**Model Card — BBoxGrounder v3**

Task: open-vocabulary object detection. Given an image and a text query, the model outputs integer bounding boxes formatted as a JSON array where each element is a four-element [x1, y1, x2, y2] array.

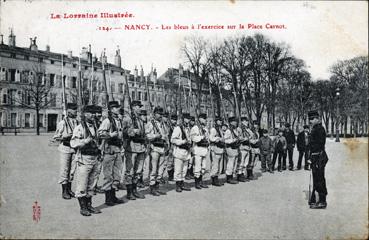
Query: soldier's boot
[[242, 173, 250, 182], [185, 169, 192, 180], [132, 183, 145, 199], [77, 197, 91, 217], [137, 176, 145, 188], [126, 184, 136, 200], [111, 188, 125, 204], [150, 185, 160, 196], [237, 174, 246, 182], [195, 177, 202, 189], [67, 182, 75, 198], [226, 175, 238, 184], [168, 169, 174, 181], [310, 194, 327, 209], [211, 176, 222, 187], [155, 182, 167, 195], [176, 181, 183, 192], [181, 181, 191, 191], [104, 190, 115, 206], [95, 186, 105, 194], [86, 196, 101, 214], [199, 175, 209, 188], [249, 169, 255, 180], [62, 184, 71, 200]]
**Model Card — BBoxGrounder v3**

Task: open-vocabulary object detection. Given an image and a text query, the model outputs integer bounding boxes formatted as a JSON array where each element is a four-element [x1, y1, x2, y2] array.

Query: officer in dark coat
[[308, 110, 328, 209]]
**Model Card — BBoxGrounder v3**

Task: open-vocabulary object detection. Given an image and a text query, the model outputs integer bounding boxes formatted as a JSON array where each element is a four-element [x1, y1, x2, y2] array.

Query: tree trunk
[[36, 108, 40, 135], [330, 116, 335, 137], [344, 116, 347, 138]]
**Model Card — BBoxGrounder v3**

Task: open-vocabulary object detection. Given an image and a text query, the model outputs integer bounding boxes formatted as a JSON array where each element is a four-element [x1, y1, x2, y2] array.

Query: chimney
[[100, 49, 107, 65], [134, 66, 138, 79], [153, 68, 157, 83], [67, 50, 73, 59], [0, 34, 3, 45], [114, 45, 121, 68], [29, 37, 38, 51], [8, 29, 16, 47], [45, 45, 50, 52], [140, 66, 144, 82], [87, 44, 92, 64], [81, 47, 89, 60]]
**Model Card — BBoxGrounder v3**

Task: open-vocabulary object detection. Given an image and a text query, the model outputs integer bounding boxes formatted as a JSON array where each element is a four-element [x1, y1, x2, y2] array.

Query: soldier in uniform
[[209, 116, 225, 186], [98, 101, 125, 206], [308, 110, 328, 209], [246, 120, 261, 180], [53, 103, 78, 200], [124, 100, 146, 200], [136, 109, 148, 188], [70, 105, 102, 216], [185, 115, 196, 180], [171, 113, 192, 192], [165, 113, 177, 182], [190, 113, 210, 189], [237, 116, 253, 182], [145, 107, 169, 196], [224, 116, 240, 184]]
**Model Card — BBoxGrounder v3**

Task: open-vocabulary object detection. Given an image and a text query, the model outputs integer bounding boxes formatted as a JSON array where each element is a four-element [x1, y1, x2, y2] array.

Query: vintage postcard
[[0, 1, 368, 239]]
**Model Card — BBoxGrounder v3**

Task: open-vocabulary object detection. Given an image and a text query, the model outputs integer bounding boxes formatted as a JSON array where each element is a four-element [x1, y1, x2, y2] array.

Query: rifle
[[208, 78, 215, 129], [188, 70, 206, 139], [125, 72, 138, 128], [231, 78, 241, 126], [217, 78, 229, 127]]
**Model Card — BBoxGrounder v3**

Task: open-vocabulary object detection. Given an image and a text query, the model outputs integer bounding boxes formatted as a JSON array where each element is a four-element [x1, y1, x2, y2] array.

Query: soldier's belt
[[107, 138, 122, 147], [80, 148, 100, 156], [226, 143, 240, 149], [241, 140, 250, 146], [152, 139, 166, 148], [177, 143, 191, 150], [62, 141, 71, 147], [250, 143, 259, 148], [131, 138, 146, 144], [211, 142, 225, 148]]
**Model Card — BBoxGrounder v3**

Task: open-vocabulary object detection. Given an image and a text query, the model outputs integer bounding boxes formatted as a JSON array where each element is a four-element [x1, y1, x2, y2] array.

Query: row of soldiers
[[53, 100, 301, 216]]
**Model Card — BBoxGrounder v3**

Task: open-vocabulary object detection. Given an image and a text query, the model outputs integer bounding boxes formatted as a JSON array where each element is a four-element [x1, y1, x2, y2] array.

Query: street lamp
[[335, 87, 340, 142]]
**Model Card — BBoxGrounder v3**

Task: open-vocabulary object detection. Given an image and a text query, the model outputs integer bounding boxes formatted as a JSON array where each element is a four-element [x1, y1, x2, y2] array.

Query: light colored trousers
[[149, 151, 166, 186], [75, 156, 99, 198], [210, 152, 223, 177], [226, 154, 239, 176], [193, 155, 206, 178], [125, 151, 145, 185], [58, 152, 76, 184], [101, 152, 123, 191], [237, 150, 249, 174], [174, 158, 189, 181]]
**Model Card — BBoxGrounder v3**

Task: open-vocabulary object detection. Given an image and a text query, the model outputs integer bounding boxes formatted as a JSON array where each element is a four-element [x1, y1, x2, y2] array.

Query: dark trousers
[[260, 153, 272, 170], [283, 147, 294, 168], [311, 155, 327, 202], [297, 149, 309, 169], [272, 151, 284, 170]]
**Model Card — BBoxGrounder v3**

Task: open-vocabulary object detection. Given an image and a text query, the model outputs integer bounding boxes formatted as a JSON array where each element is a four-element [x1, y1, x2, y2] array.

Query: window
[[132, 91, 135, 100], [9, 89, 16, 105], [38, 114, 43, 127], [84, 66, 88, 70], [73, 64, 77, 68], [25, 113, 30, 128], [38, 58, 43, 63], [144, 92, 148, 101], [10, 53, 16, 58], [111, 82, 115, 93], [9, 69, 16, 82], [2, 93, 7, 104], [118, 83, 123, 93], [71, 77, 77, 89], [50, 93, 56, 107], [11, 113, 17, 127], [138, 91, 141, 100], [50, 60, 54, 64], [24, 55, 29, 60], [50, 74, 55, 87]]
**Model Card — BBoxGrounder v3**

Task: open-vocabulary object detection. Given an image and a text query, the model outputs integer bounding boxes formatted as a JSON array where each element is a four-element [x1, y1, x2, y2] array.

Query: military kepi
[[108, 101, 120, 108], [66, 103, 77, 110], [308, 110, 319, 119], [132, 100, 143, 107], [84, 105, 95, 113]]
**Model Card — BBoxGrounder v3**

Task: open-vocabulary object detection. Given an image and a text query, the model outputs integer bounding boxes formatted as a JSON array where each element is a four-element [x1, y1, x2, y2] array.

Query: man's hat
[[170, 114, 178, 120], [228, 116, 237, 122], [108, 101, 120, 109], [215, 116, 223, 122], [154, 107, 164, 115], [94, 106, 103, 114], [66, 103, 77, 110], [278, 128, 284, 133], [303, 124, 309, 129], [199, 113, 207, 119], [263, 129, 268, 134], [285, 123, 291, 128], [253, 120, 259, 125], [83, 105, 95, 113], [139, 109, 147, 116], [163, 112, 169, 118], [241, 116, 248, 121], [190, 115, 195, 121], [183, 113, 190, 119], [132, 100, 143, 108], [308, 110, 319, 119]]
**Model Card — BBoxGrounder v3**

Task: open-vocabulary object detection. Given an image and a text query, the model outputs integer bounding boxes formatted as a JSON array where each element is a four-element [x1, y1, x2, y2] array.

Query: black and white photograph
[[0, 1, 368, 239]]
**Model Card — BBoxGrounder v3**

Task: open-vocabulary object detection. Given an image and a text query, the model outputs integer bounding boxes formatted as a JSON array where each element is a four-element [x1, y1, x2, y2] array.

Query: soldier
[[165, 113, 177, 182], [224, 116, 240, 184], [171, 113, 192, 192], [308, 110, 328, 209], [237, 116, 253, 182], [283, 123, 296, 171], [98, 101, 125, 206], [209, 116, 225, 186], [145, 107, 169, 196], [70, 105, 102, 216], [246, 120, 261, 180], [136, 109, 148, 188], [124, 100, 146, 200], [161, 112, 172, 183], [185, 115, 196, 180], [53, 103, 78, 200], [190, 113, 210, 189]]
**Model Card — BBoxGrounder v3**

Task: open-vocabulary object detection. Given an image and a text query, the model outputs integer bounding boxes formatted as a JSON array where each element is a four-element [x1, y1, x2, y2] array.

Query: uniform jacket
[[273, 135, 287, 153], [259, 136, 274, 154], [53, 117, 77, 154], [284, 129, 296, 149], [297, 131, 309, 152], [209, 126, 225, 155], [190, 124, 209, 157], [309, 123, 326, 153], [70, 121, 99, 164], [125, 113, 146, 153], [224, 126, 240, 157], [250, 129, 261, 154], [239, 125, 253, 151], [171, 125, 191, 160], [145, 118, 169, 154], [98, 116, 123, 154]]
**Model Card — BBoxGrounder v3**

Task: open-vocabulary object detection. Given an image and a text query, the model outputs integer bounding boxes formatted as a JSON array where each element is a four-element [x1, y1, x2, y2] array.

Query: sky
[[0, 1, 367, 80]]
